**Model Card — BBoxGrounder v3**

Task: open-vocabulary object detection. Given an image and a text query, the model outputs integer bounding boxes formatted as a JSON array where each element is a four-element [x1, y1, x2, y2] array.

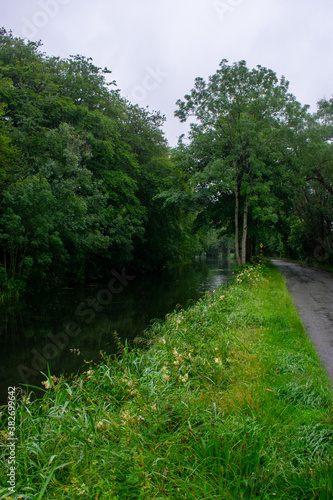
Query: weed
[[1, 261, 333, 499]]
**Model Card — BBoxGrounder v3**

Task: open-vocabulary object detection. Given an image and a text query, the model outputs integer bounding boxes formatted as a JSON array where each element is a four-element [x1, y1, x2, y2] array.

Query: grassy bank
[[1, 261, 333, 499]]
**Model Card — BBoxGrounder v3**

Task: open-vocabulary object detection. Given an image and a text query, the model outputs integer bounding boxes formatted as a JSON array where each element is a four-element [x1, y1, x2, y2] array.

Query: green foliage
[[287, 111, 333, 264], [171, 59, 333, 266], [2, 27, 331, 292], [0, 28, 199, 294], [261, 109, 333, 265], [2, 262, 333, 498], [173, 60, 310, 265]]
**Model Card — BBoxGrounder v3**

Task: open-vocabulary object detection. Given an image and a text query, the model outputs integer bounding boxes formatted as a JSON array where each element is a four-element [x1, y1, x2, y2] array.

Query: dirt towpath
[[271, 259, 333, 384]]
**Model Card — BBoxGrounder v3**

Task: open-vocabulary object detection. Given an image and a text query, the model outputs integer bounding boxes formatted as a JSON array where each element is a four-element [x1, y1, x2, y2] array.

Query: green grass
[[1, 261, 333, 499]]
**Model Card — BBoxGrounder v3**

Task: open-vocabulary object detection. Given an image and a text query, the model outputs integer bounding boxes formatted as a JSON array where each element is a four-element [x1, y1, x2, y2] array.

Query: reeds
[[1, 262, 333, 499]]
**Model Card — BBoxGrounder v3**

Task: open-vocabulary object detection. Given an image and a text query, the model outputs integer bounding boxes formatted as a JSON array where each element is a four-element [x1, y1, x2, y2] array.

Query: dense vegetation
[[0, 29, 332, 298], [1, 261, 332, 498], [167, 60, 333, 266], [1, 31, 333, 497], [0, 29, 201, 297]]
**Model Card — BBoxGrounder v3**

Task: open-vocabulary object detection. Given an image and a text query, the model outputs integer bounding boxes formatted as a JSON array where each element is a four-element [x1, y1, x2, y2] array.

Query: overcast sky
[[2, 0, 333, 146]]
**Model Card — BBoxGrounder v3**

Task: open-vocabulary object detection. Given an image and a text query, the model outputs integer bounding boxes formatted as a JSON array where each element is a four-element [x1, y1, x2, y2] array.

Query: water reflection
[[0, 257, 234, 403]]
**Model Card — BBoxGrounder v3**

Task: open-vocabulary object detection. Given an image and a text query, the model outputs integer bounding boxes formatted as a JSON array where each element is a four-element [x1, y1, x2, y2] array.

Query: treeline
[[0, 29, 201, 296], [1, 30, 332, 297]]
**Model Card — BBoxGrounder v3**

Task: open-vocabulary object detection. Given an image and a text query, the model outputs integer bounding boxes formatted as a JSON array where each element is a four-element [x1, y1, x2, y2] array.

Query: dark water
[[0, 257, 234, 404]]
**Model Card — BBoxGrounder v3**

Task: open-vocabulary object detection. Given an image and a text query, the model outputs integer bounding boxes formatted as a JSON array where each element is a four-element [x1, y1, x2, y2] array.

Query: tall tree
[[175, 60, 308, 265], [0, 29, 199, 295]]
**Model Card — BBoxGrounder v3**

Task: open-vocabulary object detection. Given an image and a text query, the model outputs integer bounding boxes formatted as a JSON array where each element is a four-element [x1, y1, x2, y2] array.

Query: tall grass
[[1, 261, 333, 499]]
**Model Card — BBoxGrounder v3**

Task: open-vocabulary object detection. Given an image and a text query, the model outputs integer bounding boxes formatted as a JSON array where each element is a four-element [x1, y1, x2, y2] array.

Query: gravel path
[[272, 259, 333, 384]]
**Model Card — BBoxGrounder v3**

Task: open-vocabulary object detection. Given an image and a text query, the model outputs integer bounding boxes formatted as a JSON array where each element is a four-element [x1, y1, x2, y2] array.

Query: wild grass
[[1, 261, 333, 499]]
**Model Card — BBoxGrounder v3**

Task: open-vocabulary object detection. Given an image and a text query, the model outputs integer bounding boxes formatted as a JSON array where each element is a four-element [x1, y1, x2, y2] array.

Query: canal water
[[0, 257, 234, 404]]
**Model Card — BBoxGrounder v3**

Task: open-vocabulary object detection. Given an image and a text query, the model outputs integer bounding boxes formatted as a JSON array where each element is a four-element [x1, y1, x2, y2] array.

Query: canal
[[0, 256, 234, 404]]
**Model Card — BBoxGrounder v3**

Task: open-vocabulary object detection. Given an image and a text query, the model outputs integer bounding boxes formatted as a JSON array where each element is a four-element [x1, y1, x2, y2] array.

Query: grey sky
[[1, 0, 333, 146]]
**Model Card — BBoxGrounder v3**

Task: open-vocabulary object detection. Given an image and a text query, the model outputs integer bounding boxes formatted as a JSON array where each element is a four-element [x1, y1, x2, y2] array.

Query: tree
[[175, 60, 308, 265], [0, 29, 199, 294], [283, 107, 333, 264]]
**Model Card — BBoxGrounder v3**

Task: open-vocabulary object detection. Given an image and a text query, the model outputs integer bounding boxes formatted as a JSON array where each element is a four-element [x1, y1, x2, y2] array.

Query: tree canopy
[[0, 31, 332, 297], [0, 29, 199, 296], [172, 60, 332, 266]]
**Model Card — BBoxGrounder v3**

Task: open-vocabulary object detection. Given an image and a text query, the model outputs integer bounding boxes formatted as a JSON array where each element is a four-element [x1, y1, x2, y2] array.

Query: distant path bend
[[271, 259, 333, 384]]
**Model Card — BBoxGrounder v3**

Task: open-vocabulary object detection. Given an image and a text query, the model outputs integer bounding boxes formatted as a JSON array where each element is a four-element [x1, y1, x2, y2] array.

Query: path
[[271, 259, 333, 383]]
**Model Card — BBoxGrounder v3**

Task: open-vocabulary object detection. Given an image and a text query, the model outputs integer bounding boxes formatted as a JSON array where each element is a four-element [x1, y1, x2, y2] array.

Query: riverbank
[[1, 261, 333, 499], [0, 258, 233, 406]]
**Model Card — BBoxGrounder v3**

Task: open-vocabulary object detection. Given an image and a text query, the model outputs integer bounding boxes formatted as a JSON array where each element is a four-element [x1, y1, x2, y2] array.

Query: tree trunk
[[235, 180, 241, 266], [241, 195, 248, 265], [314, 169, 333, 197]]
